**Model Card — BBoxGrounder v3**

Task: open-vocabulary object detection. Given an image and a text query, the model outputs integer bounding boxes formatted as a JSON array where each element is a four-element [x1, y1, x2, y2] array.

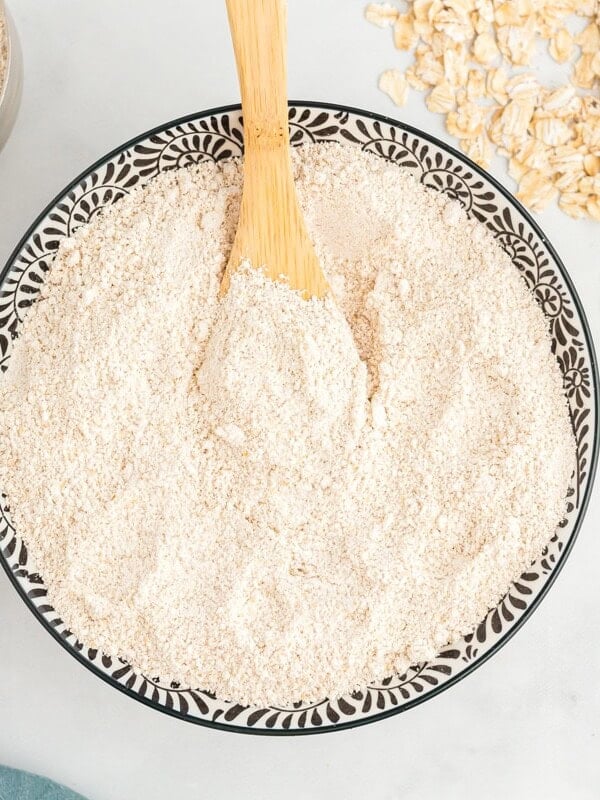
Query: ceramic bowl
[[0, 1, 22, 152], [0, 103, 597, 734]]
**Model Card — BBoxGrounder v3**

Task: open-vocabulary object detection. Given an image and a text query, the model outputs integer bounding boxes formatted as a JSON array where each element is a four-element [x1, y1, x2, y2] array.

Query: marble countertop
[[0, 1, 598, 798]]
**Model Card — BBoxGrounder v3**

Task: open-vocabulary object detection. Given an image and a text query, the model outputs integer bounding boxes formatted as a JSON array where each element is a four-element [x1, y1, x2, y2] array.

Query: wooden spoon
[[221, 0, 329, 299]]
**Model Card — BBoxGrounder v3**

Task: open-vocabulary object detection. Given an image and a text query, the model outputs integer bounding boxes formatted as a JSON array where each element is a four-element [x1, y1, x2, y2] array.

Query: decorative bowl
[[0, 103, 597, 734]]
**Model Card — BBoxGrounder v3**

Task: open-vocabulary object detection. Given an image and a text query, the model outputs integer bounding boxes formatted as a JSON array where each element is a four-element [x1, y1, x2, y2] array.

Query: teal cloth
[[0, 766, 87, 800]]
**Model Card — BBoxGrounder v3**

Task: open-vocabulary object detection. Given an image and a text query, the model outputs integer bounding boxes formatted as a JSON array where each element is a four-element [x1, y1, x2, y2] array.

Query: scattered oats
[[581, 120, 600, 151], [461, 131, 493, 168], [415, 47, 445, 85], [559, 192, 589, 218], [394, 13, 418, 49], [494, 0, 533, 27], [475, 0, 494, 24], [538, 85, 579, 118], [581, 97, 600, 118], [578, 175, 600, 195], [584, 154, 600, 176], [552, 145, 585, 173], [432, 0, 474, 43], [499, 100, 535, 140], [508, 157, 528, 182], [572, 54, 597, 89], [497, 20, 536, 66], [533, 118, 573, 147], [473, 31, 499, 63], [575, 0, 597, 17], [486, 66, 509, 104], [413, 16, 435, 43], [576, 22, 600, 54], [517, 169, 558, 211], [413, 0, 441, 28], [368, 0, 600, 219], [554, 171, 581, 193], [506, 73, 539, 105], [548, 28, 574, 63], [378, 69, 409, 106], [539, 0, 577, 33], [405, 64, 429, 90], [444, 46, 469, 85], [446, 101, 487, 138], [515, 138, 551, 171], [430, 31, 449, 58], [467, 69, 486, 100], [587, 195, 600, 220], [365, 2, 399, 28], [426, 80, 456, 113]]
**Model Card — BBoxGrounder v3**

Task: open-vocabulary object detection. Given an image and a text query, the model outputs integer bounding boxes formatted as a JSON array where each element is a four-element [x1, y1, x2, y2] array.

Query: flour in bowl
[[0, 143, 575, 706]]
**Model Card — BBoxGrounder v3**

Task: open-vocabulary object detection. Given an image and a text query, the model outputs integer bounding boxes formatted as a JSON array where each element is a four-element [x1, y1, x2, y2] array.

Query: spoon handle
[[222, 0, 329, 299], [225, 0, 290, 153]]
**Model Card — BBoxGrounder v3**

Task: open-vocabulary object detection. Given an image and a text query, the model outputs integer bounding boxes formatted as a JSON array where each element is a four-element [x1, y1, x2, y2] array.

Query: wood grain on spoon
[[221, 0, 329, 299]]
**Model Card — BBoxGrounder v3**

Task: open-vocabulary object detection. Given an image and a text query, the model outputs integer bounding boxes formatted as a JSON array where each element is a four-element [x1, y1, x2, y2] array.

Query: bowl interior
[[0, 103, 597, 734]]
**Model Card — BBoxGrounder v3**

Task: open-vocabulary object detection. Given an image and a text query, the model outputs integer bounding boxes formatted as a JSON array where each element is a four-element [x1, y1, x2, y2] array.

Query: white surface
[[0, 2, 598, 798]]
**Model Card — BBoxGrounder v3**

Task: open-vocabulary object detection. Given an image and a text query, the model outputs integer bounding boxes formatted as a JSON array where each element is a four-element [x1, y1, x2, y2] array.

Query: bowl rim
[[1, 100, 598, 735]]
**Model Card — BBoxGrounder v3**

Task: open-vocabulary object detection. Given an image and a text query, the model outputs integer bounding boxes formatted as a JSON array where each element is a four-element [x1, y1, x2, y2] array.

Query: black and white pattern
[[0, 104, 597, 734]]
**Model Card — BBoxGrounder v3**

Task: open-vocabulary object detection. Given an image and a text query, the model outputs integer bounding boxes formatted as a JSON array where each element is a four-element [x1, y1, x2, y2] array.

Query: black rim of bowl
[[1, 101, 598, 736]]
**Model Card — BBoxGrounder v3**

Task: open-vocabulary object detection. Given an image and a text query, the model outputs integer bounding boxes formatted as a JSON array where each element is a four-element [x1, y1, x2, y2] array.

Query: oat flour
[[0, 143, 575, 706]]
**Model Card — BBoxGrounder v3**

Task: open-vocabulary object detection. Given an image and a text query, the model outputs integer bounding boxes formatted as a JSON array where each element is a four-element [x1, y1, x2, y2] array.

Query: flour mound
[[0, 143, 575, 706]]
